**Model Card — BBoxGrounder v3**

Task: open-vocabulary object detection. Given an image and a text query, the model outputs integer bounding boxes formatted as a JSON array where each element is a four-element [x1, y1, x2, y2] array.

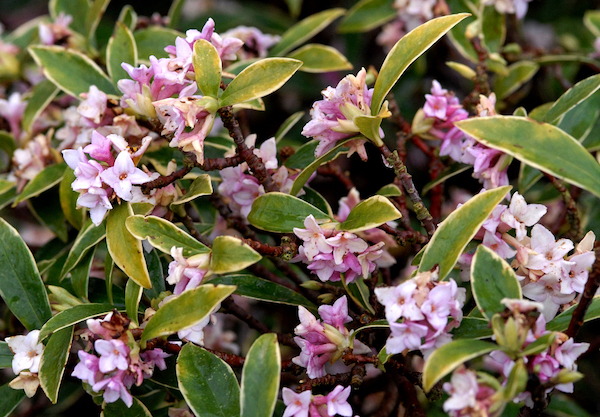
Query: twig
[[240, 237, 298, 260], [195, 154, 244, 171], [179, 213, 212, 246], [142, 165, 192, 193], [463, 37, 490, 111], [544, 174, 582, 242], [317, 163, 354, 191]]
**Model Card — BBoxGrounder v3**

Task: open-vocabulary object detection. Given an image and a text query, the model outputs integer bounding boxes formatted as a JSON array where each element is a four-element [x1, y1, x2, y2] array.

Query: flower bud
[[504, 359, 527, 400], [301, 280, 323, 290], [318, 293, 335, 304], [552, 369, 584, 385]]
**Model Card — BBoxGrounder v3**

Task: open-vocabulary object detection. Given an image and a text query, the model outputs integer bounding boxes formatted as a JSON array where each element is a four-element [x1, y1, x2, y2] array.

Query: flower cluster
[[5, 330, 44, 398], [377, 0, 438, 50], [282, 385, 354, 417], [220, 26, 280, 60], [375, 268, 466, 358], [292, 215, 386, 283], [443, 367, 499, 417], [62, 130, 157, 225], [72, 313, 170, 407], [292, 296, 370, 378]]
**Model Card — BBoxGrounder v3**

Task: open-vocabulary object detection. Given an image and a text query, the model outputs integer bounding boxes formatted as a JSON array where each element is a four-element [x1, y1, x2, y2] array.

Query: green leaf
[[70, 247, 95, 299], [481, 6, 505, 53], [354, 114, 385, 145], [342, 276, 375, 315], [61, 220, 106, 281], [171, 174, 213, 205], [300, 187, 334, 218], [105, 254, 115, 305], [126, 215, 210, 256], [107, 203, 151, 289], [422, 164, 470, 195], [210, 236, 262, 274], [0, 342, 13, 369], [270, 8, 345, 56], [168, 0, 186, 29], [446, 61, 476, 79], [248, 192, 332, 233], [14, 162, 66, 205], [493, 61, 539, 100], [422, 339, 498, 392], [177, 343, 241, 417], [0, 179, 16, 195], [376, 184, 402, 196], [219, 58, 302, 107], [275, 111, 304, 143], [339, 195, 401, 233], [546, 393, 593, 417], [518, 163, 543, 195], [521, 332, 557, 357], [38, 303, 115, 342], [141, 284, 236, 345], [29, 188, 68, 242], [49, 0, 89, 34], [28, 46, 118, 97], [371, 13, 469, 114], [134, 27, 182, 62], [285, 0, 303, 18], [208, 274, 316, 310], [455, 116, 600, 199], [546, 296, 600, 332], [241, 334, 280, 417], [284, 140, 319, 169], [39, 326, 73, 403], [418, 186, 511, 280], [287, 44, 352, 73], [558, 90, 600, 143], [85, 0, 111, 43], [59, 168, 85, 229], [22, 79, 59, 133], [118, 5, 137, 31], [103, 397, 153, 417], [125, 279, 143, 326], [451, 317, 493, 340], [0, 218, 52, 330], [471, 245, 522, 320], [0, 132, 16, 162], [143, 249, 166, 300], [584, 10, 600, 37], [193, 39, 222, 98], [0, 185, 16, 210], [107, 22, 137, 86], [0, 383, 26, 417], [544, 73, 600, 124], [338, 0, 396, 33]]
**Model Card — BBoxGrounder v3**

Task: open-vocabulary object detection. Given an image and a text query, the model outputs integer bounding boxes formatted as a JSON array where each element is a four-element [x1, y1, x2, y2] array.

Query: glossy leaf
[[287, 44, 352, 73], [141, 284, 236, 345], [371, 13, 469, 114], [193, 39, 222, 98], [451, 317, 493, 340], [0, 383, 26, 417], [284, 140, 318, 169], [177, 343, 240, 417], [456, 116, 600, 199], [29, 189, 68, 242], [103, 397, 153, 417], [107, 203, 151, 289], [422, 339, 498, 392], [300, 187, 334, 218], [85, 0, 110, 42], [143, 249, 165, 300], [342, 276, 375, 315], [107, 22, 137, 86], [544, 73, 600, 124], [220, 58, 302, 107], [0, 132, 16, 162], [339, 195, 401, 233], [241, 334, 280, 417], [481, 6, 505, 53], [134, 27, 182, 62], [61, 220, 106, 281], [210, 236, 262, 274], [494, 61, 539, 100], [354, 114, 384, 146], [0, 185, 17, 210], [125, 279, 143, 326], [584, 10, 600, 37], [168, 0, 186, 29], [422, 164, 470, 194], [418, 186, 510, 280], [0, 342, 13, 369], [59, 168, 85, 229], [14, 162, 66, 205], [171, 174, 213, 205], [39, 326, 73, 403], [209, 274, 315, 309], [22, 79, 59, 133], [28, 46, 118, 97], [275, 111, 304, 143], [39, 303, 115, 342], [49, 0, 89, 34], [547, 297, 600, 332], [248, 192, 332, 233], [338, 0, 396, 33], [0, 218, 52, 330], [376, 184, 402, 196], [118, 5, 137, 31], [547, 393, 593, 417], [126, 214, 210, 256], [446, 61, 476, 79], [70, 247, 95, 299], [471, 245, 522, 320], [270, 8, 345, 56], [558, 90, 600, 143]]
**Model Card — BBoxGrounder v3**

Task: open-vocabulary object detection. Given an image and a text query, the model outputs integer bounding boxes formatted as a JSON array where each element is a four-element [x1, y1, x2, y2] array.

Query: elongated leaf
[[0, 185, 16, 210], [39, 326, 73, 403], [241, 334, 280, 417], [171, 174, 213, 205], [103, 397, 153, 417], [29, 189, 68, 242], [451, 317, 493, 340], [547, 393, 593, 417], [0, 218, 52, 330], [338, 0, 396, 33], [546, 297, 600, 332], [270, 8, 345, 56], [456, 116, 600, 199], [85, 0, 110, 42], [61, 220, 106, 281], [376, 184, 402, 196], [0, 383, 26, 417], [210, 236, 262, 274], [70, 247, 95, 299], [418, 186, 511, 280], [371, 13, 469, 114], [300, 187, 334, 218], [107, 203, 151, 289], [22, 79, 59, 133], [134, 27, 182, 62], [28, 46, 118, 97], [275, 111, 304, 143], [481, 6, 505, 53], [494, 61, 539, 100], [107, 22, 137, 86], [141, 284, 236, 345], [143, 248, 165, 300], [59, 168, 85, 229], [39, 303, 115, 341], [177, 343, 241, 417], [209, 274, 315, 309], [125, 279, 143, 326], [422, 164, 470, 194], [354, 114, 385, 145], [343, 276, 376, 315], [559, 90, 600, 143], [584, 10, 600, 37], [220, 58, 302, 107], [287, 44, 352, 73], [14, 162, 66, 205], [248, 192, 332, 233], [168, 0, 186, 29], [118, 5, 137, 31], [471, 245, 522, 320], [49, 0, 89, 34], [446, 61, 476, 79], [545, 73, 600, 124], [339, 195, 401, 233], [0, 342, 13, 369], [422, 339, 498, 392], [126, 215, 210, 256], [193, 39, 222, 98], [284, 140, 318, 169]]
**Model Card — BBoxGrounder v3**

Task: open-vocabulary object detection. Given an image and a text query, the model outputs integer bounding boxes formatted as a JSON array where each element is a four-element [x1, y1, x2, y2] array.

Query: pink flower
[[326, 232, 368, 265], [386, 321, 428, 353], [141, 348, 171, 371], [443, 368, 479, 413], [100, 151, 153, 201], [282, 388, 312, 417], [83, 131, 114, 164], [326, 385, 353, 417], [500, 192, 547, 241], [374, 280, 424, 322], [72, 351, 101, 386], [92, 370, 133, 407], [77, 86, 108, 124], [318, 296, 352, 332], [0, 92, 26, 138], [293, 215, 333, 261], [94, 339, 130, 373], [6, 330, 43, 375], [221, 26, 280, 60]]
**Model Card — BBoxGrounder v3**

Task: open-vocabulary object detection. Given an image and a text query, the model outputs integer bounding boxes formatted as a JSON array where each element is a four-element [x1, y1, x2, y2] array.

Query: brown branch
[[240, 237, 298, 259], [142, 165, 192, 193], [298, 363, 366, 392], [196, 154, 244, 171], [378, 223, 428, 245], [317, 163, 354, 191], [179, 213, 212, 246], [247, 263, 297, 290], [544, 174, 582, 242], [463, 36, 490, 111]]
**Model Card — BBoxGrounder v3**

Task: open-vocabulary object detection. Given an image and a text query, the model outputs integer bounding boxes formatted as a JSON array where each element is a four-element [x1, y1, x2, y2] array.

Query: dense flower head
[[166, 246, 211, 295], [282, 385, 354, 417], [443, 367, 498, 417]]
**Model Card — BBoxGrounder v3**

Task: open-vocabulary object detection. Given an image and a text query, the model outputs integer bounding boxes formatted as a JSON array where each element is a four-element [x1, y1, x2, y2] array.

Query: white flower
[[6, 330, 44, 375]]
